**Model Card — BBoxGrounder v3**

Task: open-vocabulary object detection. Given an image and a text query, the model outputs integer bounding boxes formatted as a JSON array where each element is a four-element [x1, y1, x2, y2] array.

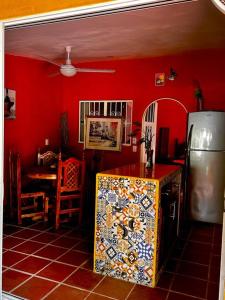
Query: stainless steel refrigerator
[[186, 111, 225, 224]]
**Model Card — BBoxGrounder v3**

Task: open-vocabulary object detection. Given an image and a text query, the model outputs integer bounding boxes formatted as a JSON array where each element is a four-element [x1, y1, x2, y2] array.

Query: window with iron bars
[[79, 100, 133, 145]]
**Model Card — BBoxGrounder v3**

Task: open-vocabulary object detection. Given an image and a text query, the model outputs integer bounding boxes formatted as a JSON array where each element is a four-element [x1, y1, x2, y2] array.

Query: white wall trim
[[3, 0, 196, 27], [143, 97, 188, 115], [0, 21, 5, 296]]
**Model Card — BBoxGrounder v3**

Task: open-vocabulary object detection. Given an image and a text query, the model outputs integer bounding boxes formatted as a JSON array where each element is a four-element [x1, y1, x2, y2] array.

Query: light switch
[[133, 145, 137, 152]]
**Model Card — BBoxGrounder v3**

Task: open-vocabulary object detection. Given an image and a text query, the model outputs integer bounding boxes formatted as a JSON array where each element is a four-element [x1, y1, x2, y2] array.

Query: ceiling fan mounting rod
[[66, 46, 72, 65]]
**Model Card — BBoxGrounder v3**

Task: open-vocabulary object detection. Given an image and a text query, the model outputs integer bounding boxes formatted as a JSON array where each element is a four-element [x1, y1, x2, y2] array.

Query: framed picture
[[155, 73, 165, 86], [84, 116, 122, 151], [4, 88, 16, 119]]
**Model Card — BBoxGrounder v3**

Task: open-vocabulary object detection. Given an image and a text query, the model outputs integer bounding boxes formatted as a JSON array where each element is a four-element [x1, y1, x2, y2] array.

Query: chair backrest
[[57, 153, 85, 194], [37, 149, 58, 166], [9, 151, 22, 212]]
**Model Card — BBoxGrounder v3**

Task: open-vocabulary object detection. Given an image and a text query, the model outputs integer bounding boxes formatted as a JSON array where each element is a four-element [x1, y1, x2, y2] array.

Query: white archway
[[141, 98, 188, 163]]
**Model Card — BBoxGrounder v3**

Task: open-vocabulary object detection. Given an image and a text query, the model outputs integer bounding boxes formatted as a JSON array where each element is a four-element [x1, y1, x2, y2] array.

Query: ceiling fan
[[211, 0, 225, 14], [53, 46, 115, 77]]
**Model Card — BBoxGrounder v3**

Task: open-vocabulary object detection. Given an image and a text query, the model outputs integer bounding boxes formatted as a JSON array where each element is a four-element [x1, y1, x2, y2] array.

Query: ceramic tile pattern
[[94, 175, 158, 287], [2, 221, 221, 300]]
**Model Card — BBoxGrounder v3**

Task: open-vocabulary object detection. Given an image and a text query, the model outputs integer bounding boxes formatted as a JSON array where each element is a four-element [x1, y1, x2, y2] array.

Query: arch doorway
[[141, 98, 188, 164]]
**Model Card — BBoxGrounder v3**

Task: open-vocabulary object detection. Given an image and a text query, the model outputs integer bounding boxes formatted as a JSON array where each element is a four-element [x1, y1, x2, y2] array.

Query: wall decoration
[[4, 88, 16, 119], [84, 116, 122, 151], [155, 73, 165, 86]]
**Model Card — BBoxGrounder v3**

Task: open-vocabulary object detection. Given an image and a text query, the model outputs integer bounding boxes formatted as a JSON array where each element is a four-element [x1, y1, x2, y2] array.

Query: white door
[[141, 101, 158, 163]]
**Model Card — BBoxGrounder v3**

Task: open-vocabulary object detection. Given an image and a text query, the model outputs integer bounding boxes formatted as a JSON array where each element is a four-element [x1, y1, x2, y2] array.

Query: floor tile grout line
[[164, 289, 170, 300], [85, 273, 106, 294], [84, 291, 118, 300], [8, 226, 49, 236], [40, 273, 108, 300], [166, 289, 206, 300], [169, 256, 211, 267], [4, 236, 54, 253], [9, 255, 85, 295], [5, 233, 82, 257], [163, 269, 214, 283], [4, 223, 91, 244], [167, 223, 216, 300], [9, 271, 38, 294], [124, 283, 136, 300], [205, 223, 216, 299], [5, 222, 77, 241], [40, 265, 80, 300], [8, 256, 64, 291], [4, 222, 220, 300], [3, 237, 82, 256], [3, 252, 31, 269], [40, 255, 99, 299], [4, 234, 91, 273], [164, 223, 194, 299]]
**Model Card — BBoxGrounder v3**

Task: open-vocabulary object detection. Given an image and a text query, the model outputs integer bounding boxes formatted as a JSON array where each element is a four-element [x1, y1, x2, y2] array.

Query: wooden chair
[[54, 153, 85, 230], [9, 151, 48, 224], [37, 149, 58, 166]]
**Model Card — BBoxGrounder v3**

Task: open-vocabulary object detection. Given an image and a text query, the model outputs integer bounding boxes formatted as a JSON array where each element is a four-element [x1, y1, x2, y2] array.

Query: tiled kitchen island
[[94, 163, 182, 287]]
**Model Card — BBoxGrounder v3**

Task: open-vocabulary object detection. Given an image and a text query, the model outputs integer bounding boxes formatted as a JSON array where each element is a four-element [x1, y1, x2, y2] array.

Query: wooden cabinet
[[94, 163, 182, 287]]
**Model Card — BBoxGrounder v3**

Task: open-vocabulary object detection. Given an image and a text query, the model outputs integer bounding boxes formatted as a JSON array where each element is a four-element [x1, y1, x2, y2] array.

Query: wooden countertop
[[98, 163, 181, 182]]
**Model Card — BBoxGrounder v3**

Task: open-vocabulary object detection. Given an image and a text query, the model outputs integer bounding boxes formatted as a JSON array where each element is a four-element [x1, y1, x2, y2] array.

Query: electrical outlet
[[132, 137, 137, 145]]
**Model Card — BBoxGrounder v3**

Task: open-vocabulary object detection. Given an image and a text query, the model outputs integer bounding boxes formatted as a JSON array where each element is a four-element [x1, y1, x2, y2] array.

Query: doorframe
[[0, 0, 204, 297], [141, 97, 188, 163], [0, 21, 4, 296]]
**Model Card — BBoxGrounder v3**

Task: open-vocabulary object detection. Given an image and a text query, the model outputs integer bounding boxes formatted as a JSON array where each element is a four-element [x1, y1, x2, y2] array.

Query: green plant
[[129, 121, 154, 153]]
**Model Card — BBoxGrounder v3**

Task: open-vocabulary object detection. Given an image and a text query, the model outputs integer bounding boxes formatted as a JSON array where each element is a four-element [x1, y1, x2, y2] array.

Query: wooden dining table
[[26, 166, 57, 180]]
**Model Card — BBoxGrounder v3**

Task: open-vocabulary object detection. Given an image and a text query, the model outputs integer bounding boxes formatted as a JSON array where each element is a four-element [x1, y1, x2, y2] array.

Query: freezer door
[[188, 111, 225, 151], [189, 150, 225, 223]]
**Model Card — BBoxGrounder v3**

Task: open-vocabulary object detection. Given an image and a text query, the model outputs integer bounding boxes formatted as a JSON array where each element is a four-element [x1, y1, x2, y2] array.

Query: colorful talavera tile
[[94, 175, 158, 287]]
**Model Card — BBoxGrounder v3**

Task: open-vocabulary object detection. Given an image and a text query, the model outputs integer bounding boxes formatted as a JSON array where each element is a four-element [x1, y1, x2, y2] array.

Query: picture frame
[[84, 116, 122, 151], [155, 73, 165, 86], [4, 88, 16, 119]]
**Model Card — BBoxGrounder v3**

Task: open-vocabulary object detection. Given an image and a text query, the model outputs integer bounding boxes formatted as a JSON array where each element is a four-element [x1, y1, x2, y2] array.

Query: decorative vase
[[146, 149, 153, 168]]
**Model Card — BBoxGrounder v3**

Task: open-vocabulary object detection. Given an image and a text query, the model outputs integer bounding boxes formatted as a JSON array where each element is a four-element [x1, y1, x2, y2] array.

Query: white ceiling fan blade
[[48, 72, 60, 78], [37, 56, 61, 67], [6, 52, 61, 67], [76, 67, 115, 73]]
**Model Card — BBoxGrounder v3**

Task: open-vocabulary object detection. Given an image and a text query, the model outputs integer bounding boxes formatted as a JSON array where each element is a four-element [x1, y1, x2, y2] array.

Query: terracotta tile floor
[[2, 221, 221, 300]]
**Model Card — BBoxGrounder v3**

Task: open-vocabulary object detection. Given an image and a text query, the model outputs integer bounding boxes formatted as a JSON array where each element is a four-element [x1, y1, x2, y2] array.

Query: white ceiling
[[4, 0, 225, 65]]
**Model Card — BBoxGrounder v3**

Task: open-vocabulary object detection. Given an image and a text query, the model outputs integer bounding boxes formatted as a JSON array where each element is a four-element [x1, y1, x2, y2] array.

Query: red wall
[[156, 100, 187, 159], [4, 48, 225, 195], [4, 55, 62, 204], [4, 55, 62, 167], [61, 48, 225, 168]]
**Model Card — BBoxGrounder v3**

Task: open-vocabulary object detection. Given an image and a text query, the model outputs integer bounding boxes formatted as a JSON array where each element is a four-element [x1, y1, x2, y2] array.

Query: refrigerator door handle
[[187, 124, 194, 152], [183, 124, 194, 220]]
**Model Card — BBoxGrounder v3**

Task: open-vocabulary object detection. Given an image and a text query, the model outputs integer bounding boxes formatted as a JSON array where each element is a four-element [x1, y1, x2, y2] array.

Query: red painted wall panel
[[61, 49, 225, 167], [4, 55, 62, 205], [4, 49, 225, 196]]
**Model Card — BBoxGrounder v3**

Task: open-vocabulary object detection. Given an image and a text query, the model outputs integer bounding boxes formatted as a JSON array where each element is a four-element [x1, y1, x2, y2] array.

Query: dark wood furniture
[[37, 149, 58, 166], [157, 127, 169, 162], [9, 151, 49, 224], [26, 166, 57, 180], [54, 154, 86, 230]]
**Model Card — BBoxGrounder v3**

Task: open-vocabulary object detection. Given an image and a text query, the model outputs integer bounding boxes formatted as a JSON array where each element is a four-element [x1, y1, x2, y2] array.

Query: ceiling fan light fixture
[[60, 64, 77, 77], [212, 0, 225, 14]]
